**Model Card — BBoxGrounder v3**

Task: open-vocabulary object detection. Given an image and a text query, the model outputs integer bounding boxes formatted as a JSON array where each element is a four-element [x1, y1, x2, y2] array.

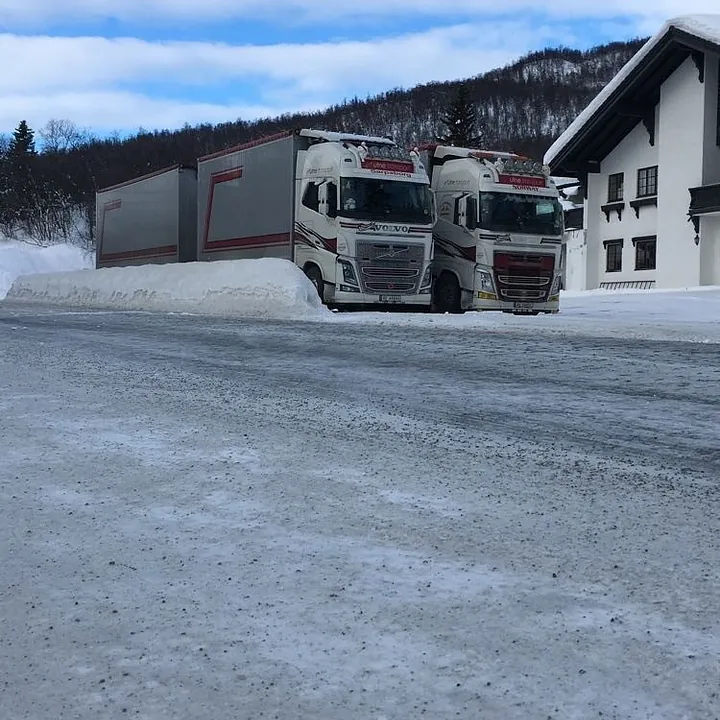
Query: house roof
[[545, 15, 720, 176]]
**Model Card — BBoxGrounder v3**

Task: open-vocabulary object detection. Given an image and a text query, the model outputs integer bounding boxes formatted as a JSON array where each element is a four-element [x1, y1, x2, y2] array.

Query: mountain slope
[[0, 37, 648, 244]]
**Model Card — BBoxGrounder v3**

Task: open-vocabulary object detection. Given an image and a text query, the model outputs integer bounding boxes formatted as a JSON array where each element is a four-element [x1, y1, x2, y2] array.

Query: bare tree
[[39, 119, 93, 153]]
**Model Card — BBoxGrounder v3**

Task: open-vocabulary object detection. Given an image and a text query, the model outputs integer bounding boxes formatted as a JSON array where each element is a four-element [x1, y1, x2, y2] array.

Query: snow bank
[[4, 257, 331, 320], [335, 286, 720, 344], [0, 241, 93, 300]]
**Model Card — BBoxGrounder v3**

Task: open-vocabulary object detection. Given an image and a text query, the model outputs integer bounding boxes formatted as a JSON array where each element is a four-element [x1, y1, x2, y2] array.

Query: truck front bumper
[[333, 287, 432, 308], [472, 291, 560, 313]]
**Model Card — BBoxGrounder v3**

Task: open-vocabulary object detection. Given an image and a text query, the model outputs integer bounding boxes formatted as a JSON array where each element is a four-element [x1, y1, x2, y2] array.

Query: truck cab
[[420, 145, 565, 314], [294, 130, 435, 309]]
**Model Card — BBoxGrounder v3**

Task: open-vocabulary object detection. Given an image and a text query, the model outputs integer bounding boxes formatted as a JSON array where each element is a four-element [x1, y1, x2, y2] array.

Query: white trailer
[[419, 145, 565, 314], [196, 129, 435, 308], [96, 165, 197, 267]]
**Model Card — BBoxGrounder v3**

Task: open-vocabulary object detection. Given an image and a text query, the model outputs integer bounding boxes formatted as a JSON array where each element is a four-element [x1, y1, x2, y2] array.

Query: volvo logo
[[376, 247, 408, 260], [358, 222, 411, 233]]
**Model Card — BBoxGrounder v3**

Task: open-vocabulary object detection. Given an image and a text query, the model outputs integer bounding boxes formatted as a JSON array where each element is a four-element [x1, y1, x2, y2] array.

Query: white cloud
[[0, 26, 537, 94], [0, 22, 571, 133], [0, 91, 319, 136], [2, 1, 714, 135], [0, 0, 718, 27]]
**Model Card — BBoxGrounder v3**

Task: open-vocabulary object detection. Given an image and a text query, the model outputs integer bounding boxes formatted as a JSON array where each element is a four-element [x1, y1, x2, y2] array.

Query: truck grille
[[357, 242, 424, 294], [494, 252, 555, 303]]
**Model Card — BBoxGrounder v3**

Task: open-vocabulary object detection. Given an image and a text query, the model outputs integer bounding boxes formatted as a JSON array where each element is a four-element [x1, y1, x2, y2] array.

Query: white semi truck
[[96, 129, 435, 309], [419, 144, 565, 314]]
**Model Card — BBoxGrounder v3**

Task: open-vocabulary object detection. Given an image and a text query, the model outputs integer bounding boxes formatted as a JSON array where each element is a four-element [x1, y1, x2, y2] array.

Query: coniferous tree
[[1, 122, 37, 232], [9, 120, 37, 160], [436, 84, 483, 148]]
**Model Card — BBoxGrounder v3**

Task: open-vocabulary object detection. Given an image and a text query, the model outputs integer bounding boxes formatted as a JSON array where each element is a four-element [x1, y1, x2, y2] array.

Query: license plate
[[379, 295, 403, 303], [513, 302, 534, 310]]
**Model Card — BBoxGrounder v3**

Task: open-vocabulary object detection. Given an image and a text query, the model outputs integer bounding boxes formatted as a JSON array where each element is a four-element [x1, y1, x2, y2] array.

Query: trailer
[[96, 165, 197, 268], [95, 129, 436, 309], [419, 145, 565, 314]]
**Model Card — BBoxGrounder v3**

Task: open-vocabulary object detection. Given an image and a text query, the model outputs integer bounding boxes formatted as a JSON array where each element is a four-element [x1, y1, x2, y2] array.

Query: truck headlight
[[477, 269, 494, 292], [550, 274, 562, 295], [420, 266, 432, 289], [339, 259, 358, 286]]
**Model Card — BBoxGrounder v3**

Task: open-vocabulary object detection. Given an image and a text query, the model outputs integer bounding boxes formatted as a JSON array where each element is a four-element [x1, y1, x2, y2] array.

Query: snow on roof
[[300, 129, 395, 146], [544, 14, 720, 167]]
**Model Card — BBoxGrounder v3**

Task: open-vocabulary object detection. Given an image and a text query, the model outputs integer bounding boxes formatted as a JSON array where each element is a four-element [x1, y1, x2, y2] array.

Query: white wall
[[577, 109, 659, 289], [699, 51, 720, 286], [702, 50, 720, 186], [700, 216, 720, 285], [562, 229, 586, 291], [584, 174, 602, 289], [598, 113, 659, 287], [656, 57, 705, 287]]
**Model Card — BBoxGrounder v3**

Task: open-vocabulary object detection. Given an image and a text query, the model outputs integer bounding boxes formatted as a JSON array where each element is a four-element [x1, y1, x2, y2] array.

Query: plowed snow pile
[[0, 241, 93, 299], [5, 258, 330, 320]]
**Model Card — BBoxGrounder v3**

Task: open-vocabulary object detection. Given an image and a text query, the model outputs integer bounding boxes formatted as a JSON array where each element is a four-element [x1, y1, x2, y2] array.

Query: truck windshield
[[340, 178, 433, 224], [479, 192, 564, 235]]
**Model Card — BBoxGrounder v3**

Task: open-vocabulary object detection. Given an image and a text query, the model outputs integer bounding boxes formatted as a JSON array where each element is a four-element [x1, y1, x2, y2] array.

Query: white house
[[545, 15, 720, 291]]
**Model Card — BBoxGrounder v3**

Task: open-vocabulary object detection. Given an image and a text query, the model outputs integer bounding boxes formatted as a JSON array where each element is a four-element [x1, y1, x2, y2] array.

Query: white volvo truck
[[96, 129, 435, 309], [419, 145, 565, 314]]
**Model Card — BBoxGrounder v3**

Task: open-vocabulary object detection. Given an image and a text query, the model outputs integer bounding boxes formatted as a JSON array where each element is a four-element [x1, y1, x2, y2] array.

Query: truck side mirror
[[319, 181, 338, 219], [454, 197, 464, 226], [466, 196, 478, 231], [326, 181, 337, 218], [454, 194, 477, 230]]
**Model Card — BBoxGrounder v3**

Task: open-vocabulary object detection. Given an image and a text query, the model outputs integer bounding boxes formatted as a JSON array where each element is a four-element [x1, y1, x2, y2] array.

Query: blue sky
[[0, 1, 712, 137]]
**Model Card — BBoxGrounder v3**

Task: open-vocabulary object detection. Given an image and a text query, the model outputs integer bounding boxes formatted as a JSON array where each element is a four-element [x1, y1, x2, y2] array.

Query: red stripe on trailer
[[202, 233, 291, 252], [210, 167, 244, 184], [100, 244, 178, 263], [202, 166, 244, 251], [197, 130, 294, 162], [97, 197, 124, 261]]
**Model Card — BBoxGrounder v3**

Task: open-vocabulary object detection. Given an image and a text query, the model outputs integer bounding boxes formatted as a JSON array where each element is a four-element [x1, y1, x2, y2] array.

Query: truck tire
[[305, 265, 325, 303], [434, 273, 462, 314]]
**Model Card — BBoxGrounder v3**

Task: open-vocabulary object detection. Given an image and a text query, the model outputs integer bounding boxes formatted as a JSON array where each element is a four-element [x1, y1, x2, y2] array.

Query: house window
[[633, 236, 657, 271], [608, 173, 624, 202], [637, 166, 658, 197], [604, 239, 623, 272]]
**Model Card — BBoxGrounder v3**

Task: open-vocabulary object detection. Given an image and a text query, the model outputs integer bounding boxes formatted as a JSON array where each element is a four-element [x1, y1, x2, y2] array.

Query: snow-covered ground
[[1, 302, 719, 719], [341, 286, 720, 343], [4, 248, 719, 342], [0, 240, 93, 299]]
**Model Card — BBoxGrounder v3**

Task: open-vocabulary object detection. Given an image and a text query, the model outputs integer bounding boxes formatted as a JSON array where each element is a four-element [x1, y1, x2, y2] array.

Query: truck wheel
[[434, 274, 462, 314], [305, 265, 324, 302]]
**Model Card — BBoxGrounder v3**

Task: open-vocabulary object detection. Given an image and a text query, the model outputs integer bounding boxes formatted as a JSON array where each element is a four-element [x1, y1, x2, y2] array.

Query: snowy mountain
[[0, 37, 646, 245], [73, 37, 647, 187]]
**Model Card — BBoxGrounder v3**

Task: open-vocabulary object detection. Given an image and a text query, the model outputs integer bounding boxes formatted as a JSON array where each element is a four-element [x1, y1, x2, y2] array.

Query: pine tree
[[436, 84, 483, 148], [4, 120, 39, 237], [9, 120, 37, 160]]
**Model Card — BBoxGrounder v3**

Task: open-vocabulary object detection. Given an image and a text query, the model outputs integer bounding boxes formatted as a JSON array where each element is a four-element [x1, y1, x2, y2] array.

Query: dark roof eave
[[549, 26, 720, 176]]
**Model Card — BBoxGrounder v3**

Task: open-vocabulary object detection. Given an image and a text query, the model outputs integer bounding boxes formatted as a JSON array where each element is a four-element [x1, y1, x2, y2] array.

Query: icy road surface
[[1, 304, 719, 720]]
